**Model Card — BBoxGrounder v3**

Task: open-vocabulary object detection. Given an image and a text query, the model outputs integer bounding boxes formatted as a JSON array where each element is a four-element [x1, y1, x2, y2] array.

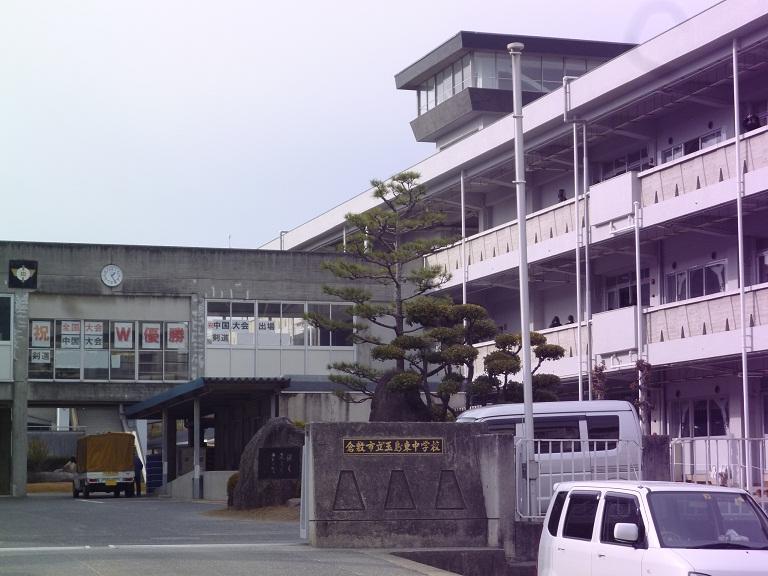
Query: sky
[[0, 0, 722, 250]]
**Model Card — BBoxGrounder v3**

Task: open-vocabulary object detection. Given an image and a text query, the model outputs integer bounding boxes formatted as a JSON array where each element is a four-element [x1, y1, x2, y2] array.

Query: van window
[[587, 415, 620, 450], [600, 493, 644, 545], [534, 417, 581, 453], [547, 491, 568, 535], [563, 491, 600, 540], [486, 417, 521, 433]]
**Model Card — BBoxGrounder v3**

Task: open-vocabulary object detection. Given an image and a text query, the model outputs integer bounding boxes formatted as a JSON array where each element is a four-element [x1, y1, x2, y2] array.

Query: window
[[600, 493, 644, 545], [474, 52, 497, 89], [110, 321, 136, 380], [662, 129, 723, 164], [548, 491, 568, 536], [521, 54, 543, 92], [0, 296, 10, 342], [29, 319, 54, 379], [534, 417, 581, 453], [138, 321, 163, 380], [595, 147, 651, 183], [55, 320, 81, 380], [206, 301, 230, 346], [587, 415, 620, 451], [230, 302, 255, 347], [307, 303, 331, 346], [665, 261, 726, 303], [541, 55, 564, 92], [678, 398, 728, 437], [758, 250, 768, 284], [605, 269, 650, 311], [280, 303, 306, 346], [257, 302, 281, 346], [332, 304, 354, 346], [164, 322, 189, 381], [83, 320, 109, 380], [563, 491, 600, 540], [496, 52, 512, 91]]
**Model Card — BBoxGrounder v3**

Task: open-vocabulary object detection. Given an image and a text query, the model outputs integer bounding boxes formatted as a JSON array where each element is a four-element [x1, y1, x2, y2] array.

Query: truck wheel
[[72, 482, 79, 498], [83, 486, 90, 499], [126, 485, 135, 498], [113, 488, 121, 497]]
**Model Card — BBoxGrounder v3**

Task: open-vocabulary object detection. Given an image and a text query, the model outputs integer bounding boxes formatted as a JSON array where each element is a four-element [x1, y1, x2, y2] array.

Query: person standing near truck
[[133, 453, 144, 497]]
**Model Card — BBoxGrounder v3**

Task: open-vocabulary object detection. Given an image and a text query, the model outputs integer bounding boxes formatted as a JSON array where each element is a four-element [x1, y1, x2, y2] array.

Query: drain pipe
[[733, 39, 751, 492], [461, 170, 468, 306], [634, 202, 647, 435]]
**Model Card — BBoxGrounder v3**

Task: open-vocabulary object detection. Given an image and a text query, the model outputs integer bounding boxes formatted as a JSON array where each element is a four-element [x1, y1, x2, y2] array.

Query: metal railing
[[670, 437, 768, 493], [515, 437, 641, 518]]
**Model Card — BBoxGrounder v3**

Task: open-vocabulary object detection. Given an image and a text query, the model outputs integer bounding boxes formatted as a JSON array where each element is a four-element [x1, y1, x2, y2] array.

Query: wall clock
[[100, 264, 124, 287]]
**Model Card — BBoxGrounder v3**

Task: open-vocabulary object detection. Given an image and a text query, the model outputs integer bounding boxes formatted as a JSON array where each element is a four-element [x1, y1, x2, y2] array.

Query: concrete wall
[[306, 421, 509, 549]]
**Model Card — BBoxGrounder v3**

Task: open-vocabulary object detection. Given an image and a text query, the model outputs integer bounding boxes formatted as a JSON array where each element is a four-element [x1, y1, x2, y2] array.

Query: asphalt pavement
[[0, 493, 457, 576]]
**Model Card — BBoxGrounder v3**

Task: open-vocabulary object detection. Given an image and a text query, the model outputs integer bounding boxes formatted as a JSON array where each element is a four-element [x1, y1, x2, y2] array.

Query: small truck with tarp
[[72, 432, 136, 498]]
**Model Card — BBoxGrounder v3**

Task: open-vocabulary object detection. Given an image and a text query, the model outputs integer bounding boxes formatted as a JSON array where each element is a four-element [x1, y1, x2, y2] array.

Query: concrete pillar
[[11, 293, 29, 497], [193, 399, 200, 499]]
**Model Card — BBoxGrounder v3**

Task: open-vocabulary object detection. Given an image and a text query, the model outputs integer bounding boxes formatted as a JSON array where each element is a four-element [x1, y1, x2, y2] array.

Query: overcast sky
[[1, 0, 721, 249]]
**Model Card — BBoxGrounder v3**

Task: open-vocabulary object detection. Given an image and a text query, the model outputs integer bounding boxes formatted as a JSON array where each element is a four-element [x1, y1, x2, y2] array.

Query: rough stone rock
[[232, 417, 304, 510]]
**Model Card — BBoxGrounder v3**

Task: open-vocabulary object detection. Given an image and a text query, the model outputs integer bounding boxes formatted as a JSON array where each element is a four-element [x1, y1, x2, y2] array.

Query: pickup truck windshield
[[648, 491, 768, 549]]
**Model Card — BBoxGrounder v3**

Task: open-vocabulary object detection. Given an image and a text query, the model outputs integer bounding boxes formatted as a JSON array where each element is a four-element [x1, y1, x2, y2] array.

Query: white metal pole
[[510, 43, 539, 513], [732, 39, 751, 492], [634, 201, 647, 435], [509, 41, 534, 457], [461, 170, 468, 306], [583, 123, 593, 401], [573, 123, 583, 402]]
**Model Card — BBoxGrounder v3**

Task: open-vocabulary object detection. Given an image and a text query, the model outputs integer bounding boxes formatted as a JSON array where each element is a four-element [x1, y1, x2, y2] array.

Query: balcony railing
[[645, 283, 768, 344], [640, 126, 768, 207], [425, 200, 576, 274]]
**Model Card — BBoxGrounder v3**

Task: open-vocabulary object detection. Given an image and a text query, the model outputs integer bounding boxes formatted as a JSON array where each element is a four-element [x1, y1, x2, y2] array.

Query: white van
[[456, 400, 643, 514], [539, 480, 768, 576]]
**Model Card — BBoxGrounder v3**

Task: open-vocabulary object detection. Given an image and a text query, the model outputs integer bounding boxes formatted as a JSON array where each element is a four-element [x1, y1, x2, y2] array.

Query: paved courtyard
[[0, 493, 454, 576]]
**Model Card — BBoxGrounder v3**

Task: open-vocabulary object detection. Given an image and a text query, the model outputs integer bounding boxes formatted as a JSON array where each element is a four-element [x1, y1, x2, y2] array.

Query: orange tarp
[[76, 432, 134, 473]]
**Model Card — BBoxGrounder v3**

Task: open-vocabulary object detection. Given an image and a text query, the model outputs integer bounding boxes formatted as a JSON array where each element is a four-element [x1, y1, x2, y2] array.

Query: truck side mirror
[[614, 522, 639, 543]]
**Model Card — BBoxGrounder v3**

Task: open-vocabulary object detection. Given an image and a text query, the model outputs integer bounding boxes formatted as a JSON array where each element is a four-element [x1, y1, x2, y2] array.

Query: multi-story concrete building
[[264, 2, 768, 492]]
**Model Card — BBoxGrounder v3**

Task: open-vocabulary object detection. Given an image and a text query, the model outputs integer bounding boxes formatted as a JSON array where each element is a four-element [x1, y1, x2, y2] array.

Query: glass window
[[542, 55, 564, 91], [693, 399, 708, 437], [453, 60, 464, 93], [55, 320, 81, 380], [758, 252, 768, 284], [601, 494, 644, 545], [474, 52, 497, 89], [662, 145, 683, 164], [520, 53, 544, 92], [700, 129, 723, 149], [665, 273, 676, 303], [29, 319, 54, 379], [83, 320, 109, 380], [332, 304, 354, 346], [206, 301, 230, 346], [534, 417, 581, 453], [307, 303, 331, 347], [605, 269, 650, 310], [496, 52, 512, 91], [563, 491, 600, 540], [704, 262, 725, 295], [586, 58, 604, 71], [461, 55, 471, 90], [165, 322, 189, 381], [426, 77, 435, 110], [0, 296, 10, 341], [281, 303, 306, 347], [587, 415, 619, 451], [139, 321, 163, 380], [689, 267, 704, 299], [231, 302, 255, 347], [547, 491, 568, 536], [257, 302, 281, 347], [110, 321, 136, 380], [564, 57, 587, 77], [709, 399, 728, 436], [676, 272, 687, 302]]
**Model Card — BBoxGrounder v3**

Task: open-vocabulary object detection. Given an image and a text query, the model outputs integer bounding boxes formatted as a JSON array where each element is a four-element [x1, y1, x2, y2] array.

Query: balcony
[[425, 200, 576, 286], [646, 283, 768, 366], [640, 126, 768, 210]]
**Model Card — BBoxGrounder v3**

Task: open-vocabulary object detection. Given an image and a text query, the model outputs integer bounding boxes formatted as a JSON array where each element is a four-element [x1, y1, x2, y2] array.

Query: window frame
[[562, 490, 601, 541]]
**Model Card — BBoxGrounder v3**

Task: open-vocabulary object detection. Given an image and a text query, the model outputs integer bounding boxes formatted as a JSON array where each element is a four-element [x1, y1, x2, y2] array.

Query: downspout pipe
[[634, 201, 647, 435], [733, 39, 751, 492]]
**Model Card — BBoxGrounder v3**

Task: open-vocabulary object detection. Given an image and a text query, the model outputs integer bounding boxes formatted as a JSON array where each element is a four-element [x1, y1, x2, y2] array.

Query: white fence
[[515, 437, 641, 518], [670, 437, 768, 492]]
